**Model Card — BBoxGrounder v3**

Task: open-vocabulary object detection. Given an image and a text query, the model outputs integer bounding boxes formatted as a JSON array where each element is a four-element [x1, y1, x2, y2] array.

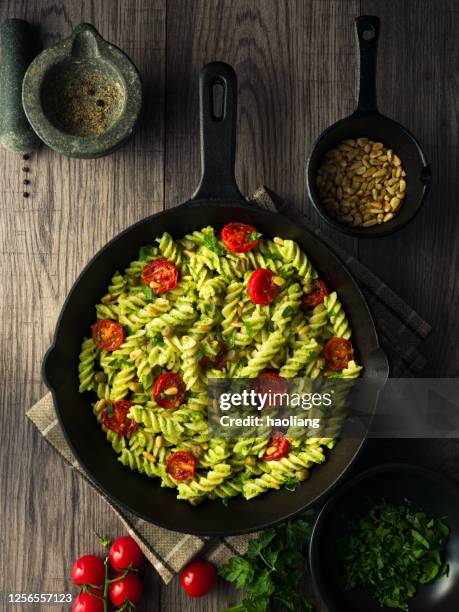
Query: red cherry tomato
[[72, 588, 104, 612], [254, 372, 288, 405], [109, 536, 144, 572], [324, 337, 354, 371], [108, 572, 143, 608], [167, 451, 196, 481], [101, 400, 137, 436], [153, 372, 186, 409], [141, 258, 178, 293], [92, 319, 125, 352], [71, 555, 105, 587], [302, 279, 329, 308], [221, 222, 261, 253], [247, 269, 280, 305], [199, 341, 228, 371], [181, 560, 217, 597], [263, 433, 290, 461]]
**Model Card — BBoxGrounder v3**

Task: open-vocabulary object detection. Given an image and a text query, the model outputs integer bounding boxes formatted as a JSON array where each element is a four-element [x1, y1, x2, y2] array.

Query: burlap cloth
[[27, 186, 431, 582]]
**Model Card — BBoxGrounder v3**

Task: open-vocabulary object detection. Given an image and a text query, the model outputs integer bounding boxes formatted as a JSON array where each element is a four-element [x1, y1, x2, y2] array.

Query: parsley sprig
[[219, 514, 314, 611]]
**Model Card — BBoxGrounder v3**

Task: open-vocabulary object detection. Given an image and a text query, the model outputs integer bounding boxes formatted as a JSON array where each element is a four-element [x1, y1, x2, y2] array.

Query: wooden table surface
[[0, 1, 458, 610]]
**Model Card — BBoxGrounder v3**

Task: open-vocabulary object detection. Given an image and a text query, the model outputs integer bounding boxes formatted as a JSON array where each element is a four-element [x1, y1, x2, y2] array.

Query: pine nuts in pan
[[316, 138, 407, 228]]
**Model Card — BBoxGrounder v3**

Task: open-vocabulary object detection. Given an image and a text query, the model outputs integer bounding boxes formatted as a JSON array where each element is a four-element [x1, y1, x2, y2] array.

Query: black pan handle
[[354, 15, 380, 115], [190, 61, 245, 203]]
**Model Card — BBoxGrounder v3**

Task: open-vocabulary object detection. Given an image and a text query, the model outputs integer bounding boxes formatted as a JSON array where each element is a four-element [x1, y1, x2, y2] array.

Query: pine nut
[[316, 138, 406, 228], [129, 349, 143, 361]]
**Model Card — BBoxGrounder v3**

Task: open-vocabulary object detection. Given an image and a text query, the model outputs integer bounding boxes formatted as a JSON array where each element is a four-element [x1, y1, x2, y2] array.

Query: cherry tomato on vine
[[72, 587, 104, 612], [141, 258, 178, 293], [263, 433, 290, 461], [109, 536, 144, 572], [302, 279, 329, 308], [181, 560, 217, 597], [221, 222, 261, 253], [108, 572, 143, 608], [71, 555, 105, 587], [153, 372, 186, 409], [91, 319, 125, 351], [101, 400, 138, 436], [324, 337, 354, 371], [166, 451, 196, 481], [247, 269, 281, 305]]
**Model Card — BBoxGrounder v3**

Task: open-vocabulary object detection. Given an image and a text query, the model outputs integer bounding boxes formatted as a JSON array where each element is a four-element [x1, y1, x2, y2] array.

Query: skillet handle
[[354, 15, 380, 115], [190, 61, 245, 203]]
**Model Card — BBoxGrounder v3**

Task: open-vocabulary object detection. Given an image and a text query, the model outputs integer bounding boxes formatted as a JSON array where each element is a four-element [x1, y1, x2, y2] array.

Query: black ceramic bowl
[[309, 464, 459, 612]]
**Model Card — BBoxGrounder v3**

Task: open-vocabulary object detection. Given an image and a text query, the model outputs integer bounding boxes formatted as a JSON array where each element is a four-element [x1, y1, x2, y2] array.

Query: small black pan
[[306, 16, 432, 238], [43, 62, 388, 535]]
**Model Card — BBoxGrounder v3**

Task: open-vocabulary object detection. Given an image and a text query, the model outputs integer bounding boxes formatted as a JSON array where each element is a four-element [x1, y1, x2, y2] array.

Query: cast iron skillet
[[43, 61, 388, 535], [306, 16, 432, 238]]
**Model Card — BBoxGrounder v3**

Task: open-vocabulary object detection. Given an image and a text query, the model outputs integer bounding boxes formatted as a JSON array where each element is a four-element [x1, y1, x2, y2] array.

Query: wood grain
[[0, 1, 165, 610], [0, 1, 457, 611]]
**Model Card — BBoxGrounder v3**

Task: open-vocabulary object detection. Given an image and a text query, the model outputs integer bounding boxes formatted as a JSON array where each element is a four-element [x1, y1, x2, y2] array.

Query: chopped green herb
[[282, 305, 295, 319], [105, 403, 114, 418], [203, 234, 224, 254], [243, 320, 254, 337], [108, 359, 132, 368], [338, 501, 449, 611], [247, 231, 263, 241], [150, 334, 163, 346], [284, 477, 301, 491], [196, 350, 205, 361], [220, 514, 314, 612], [138, 245, 154, 261], [142, 285, 154, 300]]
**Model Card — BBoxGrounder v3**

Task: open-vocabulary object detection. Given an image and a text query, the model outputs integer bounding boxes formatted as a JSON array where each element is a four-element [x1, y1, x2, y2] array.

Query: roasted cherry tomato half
[[324, 337, 354, 371], [72, 587, 104, 612], [71, 555, 105, 587], [263, 433, 290, 461], [221, 222, 261, 253], [92, 319, 125, 352], [254, 372, 288, 405], [181, 560, 217, 598], [302, 279, 329, 309], [108, 572, 143, 608], [141, 258, 178, 293], [153, 372, 186, 409], [109, 535, 144, 572], [247, 268, 281, 305], [199, 341, 228, 371], [101, 400, 137, 436], [167, 451, 196, 481]]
